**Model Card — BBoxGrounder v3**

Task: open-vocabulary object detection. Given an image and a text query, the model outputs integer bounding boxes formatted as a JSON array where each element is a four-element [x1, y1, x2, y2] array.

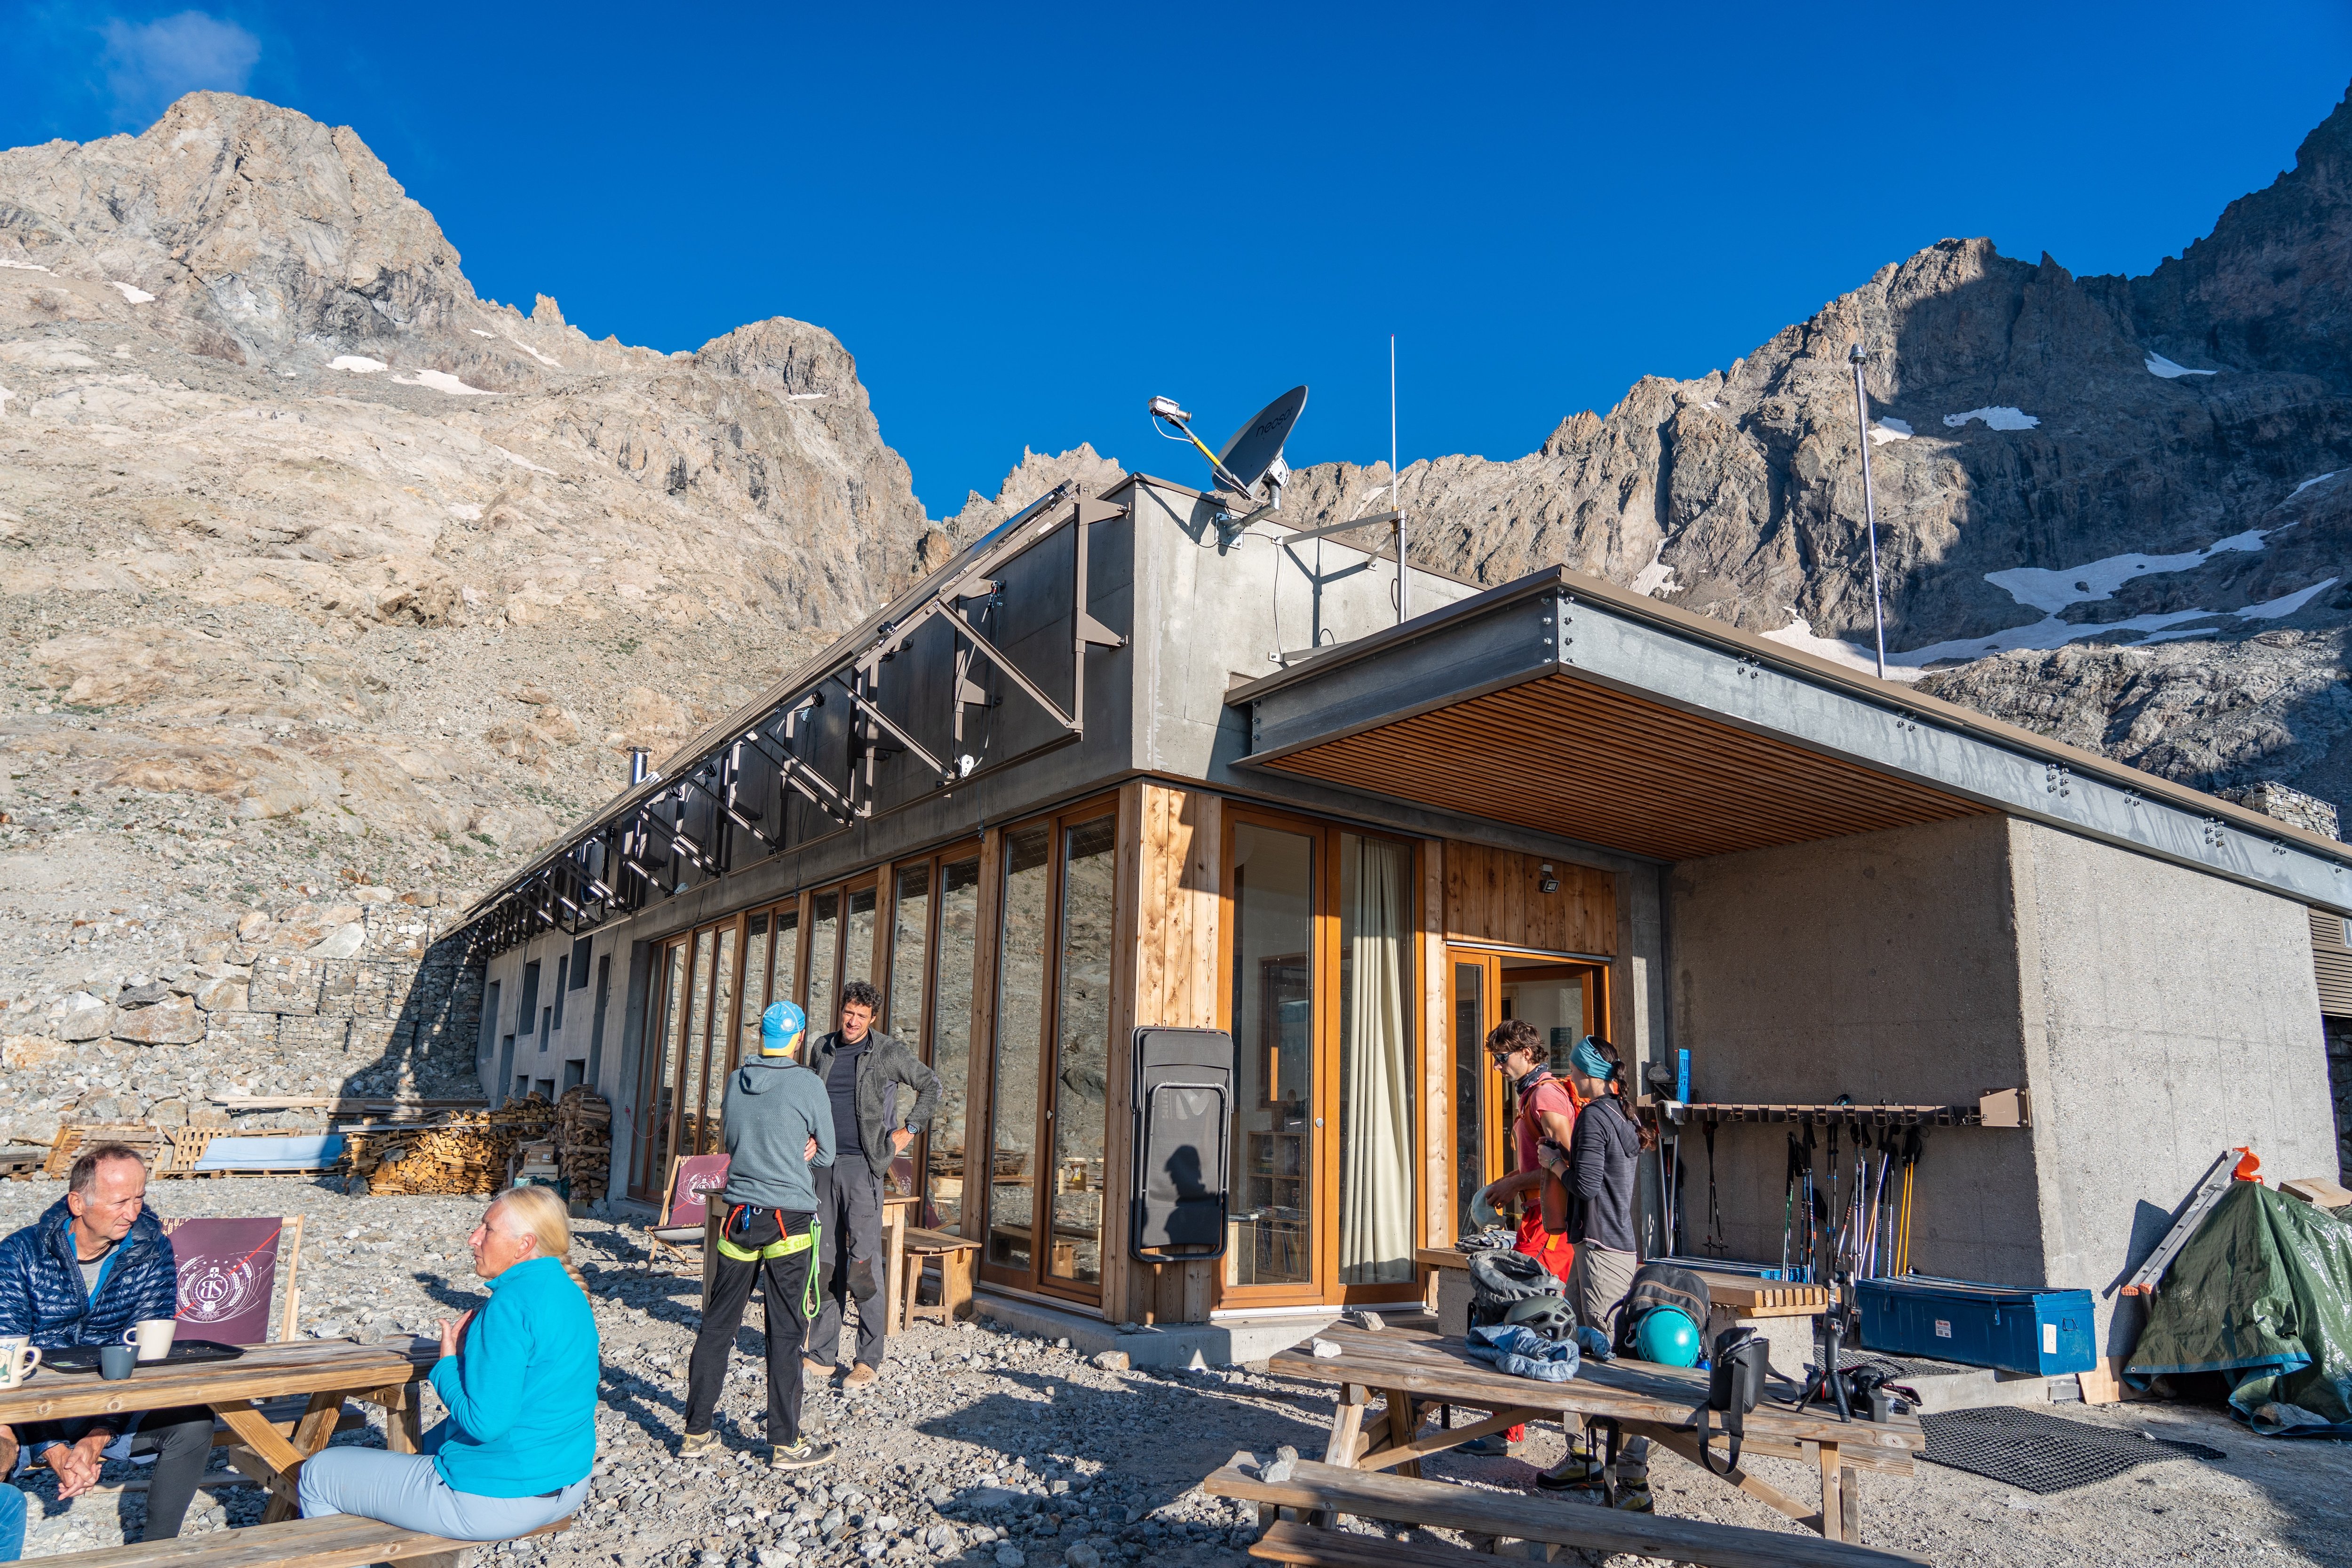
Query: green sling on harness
[[715, 1210, 824, 1317]]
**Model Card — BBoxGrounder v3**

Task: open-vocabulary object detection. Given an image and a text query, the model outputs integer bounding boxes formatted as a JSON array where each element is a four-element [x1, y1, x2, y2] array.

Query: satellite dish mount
[[1149, 386, 1308, 524]]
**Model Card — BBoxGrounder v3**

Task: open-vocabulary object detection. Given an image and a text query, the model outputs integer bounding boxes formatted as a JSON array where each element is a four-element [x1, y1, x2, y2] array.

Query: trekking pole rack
[[1642, 1090, 2030, 1130]]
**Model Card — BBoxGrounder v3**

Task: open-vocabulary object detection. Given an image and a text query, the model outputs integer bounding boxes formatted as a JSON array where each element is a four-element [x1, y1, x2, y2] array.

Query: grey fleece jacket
[[719, 1056, 835, 1213], [1567, 1092, 1642, 1254], [804, 1027, 941, 1180]]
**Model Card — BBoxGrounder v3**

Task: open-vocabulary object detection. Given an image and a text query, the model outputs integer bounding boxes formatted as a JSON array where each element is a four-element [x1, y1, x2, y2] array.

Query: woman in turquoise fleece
[[299, 1186, 597, 1539]]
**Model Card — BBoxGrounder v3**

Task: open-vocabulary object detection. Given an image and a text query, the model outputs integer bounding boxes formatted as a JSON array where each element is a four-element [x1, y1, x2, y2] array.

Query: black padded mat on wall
[[1130, 1027, 1232, 1260]]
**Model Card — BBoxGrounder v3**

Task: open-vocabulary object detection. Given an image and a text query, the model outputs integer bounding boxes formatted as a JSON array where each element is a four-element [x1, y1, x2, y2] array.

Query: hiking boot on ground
[[842, 1363, 879, 1389], [678, 1430, 720, 1457], [803, 1357, 834, 1378], [771, 1437, 837, 1472]]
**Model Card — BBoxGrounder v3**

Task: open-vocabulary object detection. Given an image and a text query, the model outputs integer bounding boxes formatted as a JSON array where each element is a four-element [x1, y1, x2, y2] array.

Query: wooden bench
[[1206, 1450, 1926, 1568], [898, 1226, 982, 1331], [1249, 1519, 1485, 1567], [17, 1512, 570, 1568]]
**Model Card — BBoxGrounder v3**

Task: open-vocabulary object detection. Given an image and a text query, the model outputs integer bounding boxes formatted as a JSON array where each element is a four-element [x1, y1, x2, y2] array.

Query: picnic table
[[0, 1337, 439, 1527], [1267, 1322, 1922, 1546]]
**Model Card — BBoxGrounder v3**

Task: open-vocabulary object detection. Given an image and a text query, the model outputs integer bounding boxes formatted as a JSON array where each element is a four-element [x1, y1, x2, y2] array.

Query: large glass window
[[929, 854, 981, 1233], [1048, 817, 1116, 1285], [1230, 822, 1316, 1289], [699, 923, 738, 1152], [680, 928, 715, 1156], [1339, 834, 1414, 1284], [1453, 959, 1488, 1237], [636, 938, 689, 1194], [845, 883, 878, 989], [888, 865, 930, 1040], [988, 825, 1053, 1274], [806, 891, 840, 1034], [738, 913, 770, 1069], [772, 907, 799, 1037]]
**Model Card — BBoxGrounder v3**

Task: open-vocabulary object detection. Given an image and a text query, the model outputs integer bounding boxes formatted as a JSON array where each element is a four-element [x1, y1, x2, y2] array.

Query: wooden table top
[[1268, 1323, 1920, 1456], [0, 1337, 439, 1424]]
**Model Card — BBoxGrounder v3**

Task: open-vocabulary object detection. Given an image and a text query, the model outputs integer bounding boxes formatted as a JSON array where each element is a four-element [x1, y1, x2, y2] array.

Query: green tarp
[[2126, 1181, 2352, 1436]]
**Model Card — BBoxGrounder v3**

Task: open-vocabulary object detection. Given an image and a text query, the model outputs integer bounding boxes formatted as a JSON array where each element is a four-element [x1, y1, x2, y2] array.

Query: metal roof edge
[[1228, 563, 2352, 868]]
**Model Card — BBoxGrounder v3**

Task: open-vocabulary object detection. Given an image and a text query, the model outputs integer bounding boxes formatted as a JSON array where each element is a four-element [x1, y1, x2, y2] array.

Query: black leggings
[[684, 1208, 815, 1446]]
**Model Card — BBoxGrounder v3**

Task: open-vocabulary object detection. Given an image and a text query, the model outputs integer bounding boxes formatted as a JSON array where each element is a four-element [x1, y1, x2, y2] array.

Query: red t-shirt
[[1514, 1070, 1580, 1173], [1513, 1069, 1582, 1280]]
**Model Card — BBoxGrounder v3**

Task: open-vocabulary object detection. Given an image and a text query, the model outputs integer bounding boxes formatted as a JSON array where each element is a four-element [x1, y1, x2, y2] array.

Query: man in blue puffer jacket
[[0, 1144, 215, 1541]]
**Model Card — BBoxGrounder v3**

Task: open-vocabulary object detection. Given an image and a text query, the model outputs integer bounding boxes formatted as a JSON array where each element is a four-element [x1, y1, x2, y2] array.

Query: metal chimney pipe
[[629, 747, 651, 785]]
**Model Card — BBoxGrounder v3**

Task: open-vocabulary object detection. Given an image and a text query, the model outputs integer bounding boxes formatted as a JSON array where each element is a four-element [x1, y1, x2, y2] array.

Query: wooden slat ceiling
[[1258, 670, 1991, 863]]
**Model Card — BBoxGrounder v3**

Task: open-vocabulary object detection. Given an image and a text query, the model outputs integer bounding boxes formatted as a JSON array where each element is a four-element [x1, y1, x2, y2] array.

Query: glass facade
[[1048, 817, 1116, 1286], [988, 824, 1053, 1274], [928, 854, 981, 1232]]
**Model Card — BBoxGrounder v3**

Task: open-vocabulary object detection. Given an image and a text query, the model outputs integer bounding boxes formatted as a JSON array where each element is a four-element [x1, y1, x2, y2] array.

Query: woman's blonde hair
[[494, 1185, 588, 1295]]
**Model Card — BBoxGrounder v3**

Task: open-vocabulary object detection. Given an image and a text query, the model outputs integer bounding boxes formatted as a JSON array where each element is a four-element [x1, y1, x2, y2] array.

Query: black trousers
[[21, 1404, 214, 1541], [684, 1208, 815, 1447], [807, 1160, 886, 1369]]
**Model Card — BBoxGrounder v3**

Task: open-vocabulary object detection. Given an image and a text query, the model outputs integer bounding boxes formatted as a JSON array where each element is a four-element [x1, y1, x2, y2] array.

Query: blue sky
[[6, 4, 2350, 517]]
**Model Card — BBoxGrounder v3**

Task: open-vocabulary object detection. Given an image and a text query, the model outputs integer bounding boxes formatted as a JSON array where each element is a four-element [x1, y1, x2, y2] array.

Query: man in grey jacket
[[802, 980, 940, 1386], [683, 1000, 836, 1469]]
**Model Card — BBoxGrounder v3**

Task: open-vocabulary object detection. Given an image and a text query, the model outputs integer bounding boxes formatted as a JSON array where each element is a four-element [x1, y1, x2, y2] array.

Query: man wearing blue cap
[[681, 999, 837, 1469]]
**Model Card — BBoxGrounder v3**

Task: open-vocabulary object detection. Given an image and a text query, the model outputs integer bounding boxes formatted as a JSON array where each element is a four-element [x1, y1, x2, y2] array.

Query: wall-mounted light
[[1539, 862, 1560, 894]]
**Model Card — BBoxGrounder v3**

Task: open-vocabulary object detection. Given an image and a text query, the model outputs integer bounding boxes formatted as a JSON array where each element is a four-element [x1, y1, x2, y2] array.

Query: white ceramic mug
[[123, 1318, 177, 1362], [0, 1334, 39, 1388]]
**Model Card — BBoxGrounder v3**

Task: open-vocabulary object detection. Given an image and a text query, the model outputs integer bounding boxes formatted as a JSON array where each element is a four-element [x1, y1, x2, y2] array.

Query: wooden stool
[[900, 1226, 982, 1331]]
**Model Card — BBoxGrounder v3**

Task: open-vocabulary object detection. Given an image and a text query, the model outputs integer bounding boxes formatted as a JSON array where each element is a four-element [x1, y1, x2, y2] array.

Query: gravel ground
[[3, 1177, 2347, 1568]]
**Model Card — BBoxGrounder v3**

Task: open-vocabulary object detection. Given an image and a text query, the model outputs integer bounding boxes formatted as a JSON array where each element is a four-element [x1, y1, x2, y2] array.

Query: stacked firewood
[[553, 1086, 613, 1204], [342, 1099, 556, 1196]]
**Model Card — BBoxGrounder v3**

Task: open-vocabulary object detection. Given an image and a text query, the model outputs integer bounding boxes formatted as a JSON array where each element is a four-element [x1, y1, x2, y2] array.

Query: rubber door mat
[[1918, 1406, 2225, 1494]]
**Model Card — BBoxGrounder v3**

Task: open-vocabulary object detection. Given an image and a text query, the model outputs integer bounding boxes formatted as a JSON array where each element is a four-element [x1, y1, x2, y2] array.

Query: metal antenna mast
[[1392, 334, 1406, 624], [1849, 342, 1888, 679]]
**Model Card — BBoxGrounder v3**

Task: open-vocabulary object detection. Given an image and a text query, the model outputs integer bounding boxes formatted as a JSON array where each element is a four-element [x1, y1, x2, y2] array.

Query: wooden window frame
[[1217, 804, 1427, 1311], [976, 795, 1120, 1306]]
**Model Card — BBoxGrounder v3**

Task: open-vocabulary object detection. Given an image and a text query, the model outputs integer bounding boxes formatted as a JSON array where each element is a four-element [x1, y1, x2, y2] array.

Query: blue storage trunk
[[1855, 1274, 2096, 1375]]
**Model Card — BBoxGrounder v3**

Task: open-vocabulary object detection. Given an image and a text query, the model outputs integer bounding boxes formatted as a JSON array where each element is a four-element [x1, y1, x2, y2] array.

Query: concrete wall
[[1666, 815, 2048, 1287], [2011, 819, 2338, 1351], [1668, 812, 2341, 1355]]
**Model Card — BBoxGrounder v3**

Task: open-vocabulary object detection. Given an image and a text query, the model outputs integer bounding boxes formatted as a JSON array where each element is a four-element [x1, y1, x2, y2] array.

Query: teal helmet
[[1632, 1307, 1700, 1367], [760, 999, 807, 1056]]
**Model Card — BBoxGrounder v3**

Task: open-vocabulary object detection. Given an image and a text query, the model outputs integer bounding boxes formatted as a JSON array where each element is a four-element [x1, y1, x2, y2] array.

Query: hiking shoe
[[678, 1430, 720, 1457], [771, 1437, 837, 1472], [842, 1363, 879, 1389], [803, 1357, 834, 1379], [1462, 1433, 1512, 1457]]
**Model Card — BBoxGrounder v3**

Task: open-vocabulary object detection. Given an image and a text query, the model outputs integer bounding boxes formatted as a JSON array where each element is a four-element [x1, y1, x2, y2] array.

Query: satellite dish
[[1216, 385, 1308, 499]]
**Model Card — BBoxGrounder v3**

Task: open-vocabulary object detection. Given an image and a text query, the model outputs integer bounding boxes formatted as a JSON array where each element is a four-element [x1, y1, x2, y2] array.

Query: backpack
[[1611, 1262, 1711, 1357]]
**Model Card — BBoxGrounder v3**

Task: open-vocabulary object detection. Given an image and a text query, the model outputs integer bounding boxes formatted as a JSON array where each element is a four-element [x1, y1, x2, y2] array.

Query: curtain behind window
[[1340, 835, 1415, 1284]]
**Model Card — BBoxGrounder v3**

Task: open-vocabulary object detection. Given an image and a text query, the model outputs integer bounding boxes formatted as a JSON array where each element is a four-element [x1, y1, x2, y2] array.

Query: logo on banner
[[178, 1253, 267, 1326]]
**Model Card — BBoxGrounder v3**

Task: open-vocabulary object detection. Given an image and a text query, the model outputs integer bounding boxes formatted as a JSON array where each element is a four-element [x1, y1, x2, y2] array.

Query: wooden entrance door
[[1446, 947, 1605, 1233]]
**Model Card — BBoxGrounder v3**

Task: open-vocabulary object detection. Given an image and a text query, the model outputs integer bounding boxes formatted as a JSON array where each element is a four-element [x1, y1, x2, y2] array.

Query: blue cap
[[760, 1000, 806, 1056]]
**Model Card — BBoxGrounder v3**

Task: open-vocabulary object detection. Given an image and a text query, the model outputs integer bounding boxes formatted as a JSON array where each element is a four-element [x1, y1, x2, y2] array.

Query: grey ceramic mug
[[99, 1344, 137, 1380]]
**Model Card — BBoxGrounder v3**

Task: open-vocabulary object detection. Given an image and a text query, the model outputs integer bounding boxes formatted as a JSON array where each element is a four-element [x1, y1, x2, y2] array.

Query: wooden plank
[[1203, 1453, 1926, 1568], [9, 1512, 571, 1568], [1353, 1406, 1537, 1472], [215, 1403, 308, 1477], [1441, 842, 1616, 956], [1267, 1327, 1920, 1455], [1249, 1519, 1486, 1568], [1102, 780, 1146, 1337], [261, 1391, 346, 1522], [1619, 1421, 1818, 1530], [0, 1343, 432, 1426], [1381, 1386, 1422, 1480]]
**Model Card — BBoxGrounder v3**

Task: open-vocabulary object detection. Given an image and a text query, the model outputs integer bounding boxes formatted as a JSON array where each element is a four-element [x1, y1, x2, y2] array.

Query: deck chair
[[644, 1153, 730, 1274], [161, 1214, 306, 1343]]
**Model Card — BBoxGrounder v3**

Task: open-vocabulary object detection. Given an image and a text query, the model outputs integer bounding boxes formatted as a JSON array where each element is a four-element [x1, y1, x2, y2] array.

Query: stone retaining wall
[[0, 895, 487, 1146]]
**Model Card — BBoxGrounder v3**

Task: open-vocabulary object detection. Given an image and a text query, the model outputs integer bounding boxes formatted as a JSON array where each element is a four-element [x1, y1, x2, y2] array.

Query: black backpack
[[1611, 1262, 1711, 1357]]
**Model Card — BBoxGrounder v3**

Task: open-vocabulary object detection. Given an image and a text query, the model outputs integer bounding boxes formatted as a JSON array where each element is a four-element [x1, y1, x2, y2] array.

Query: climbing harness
[[715, 1203, 825, 1317]]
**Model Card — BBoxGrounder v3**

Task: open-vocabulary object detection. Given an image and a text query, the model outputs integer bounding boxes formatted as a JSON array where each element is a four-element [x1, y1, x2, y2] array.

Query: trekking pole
[[1781, 1134, 1800, 1276]]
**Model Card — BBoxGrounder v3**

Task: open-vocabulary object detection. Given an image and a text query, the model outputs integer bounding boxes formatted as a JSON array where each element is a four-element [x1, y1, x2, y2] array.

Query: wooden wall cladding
[[1119, 781, 1222, 1324], [1444, 842, 1616, 956]]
